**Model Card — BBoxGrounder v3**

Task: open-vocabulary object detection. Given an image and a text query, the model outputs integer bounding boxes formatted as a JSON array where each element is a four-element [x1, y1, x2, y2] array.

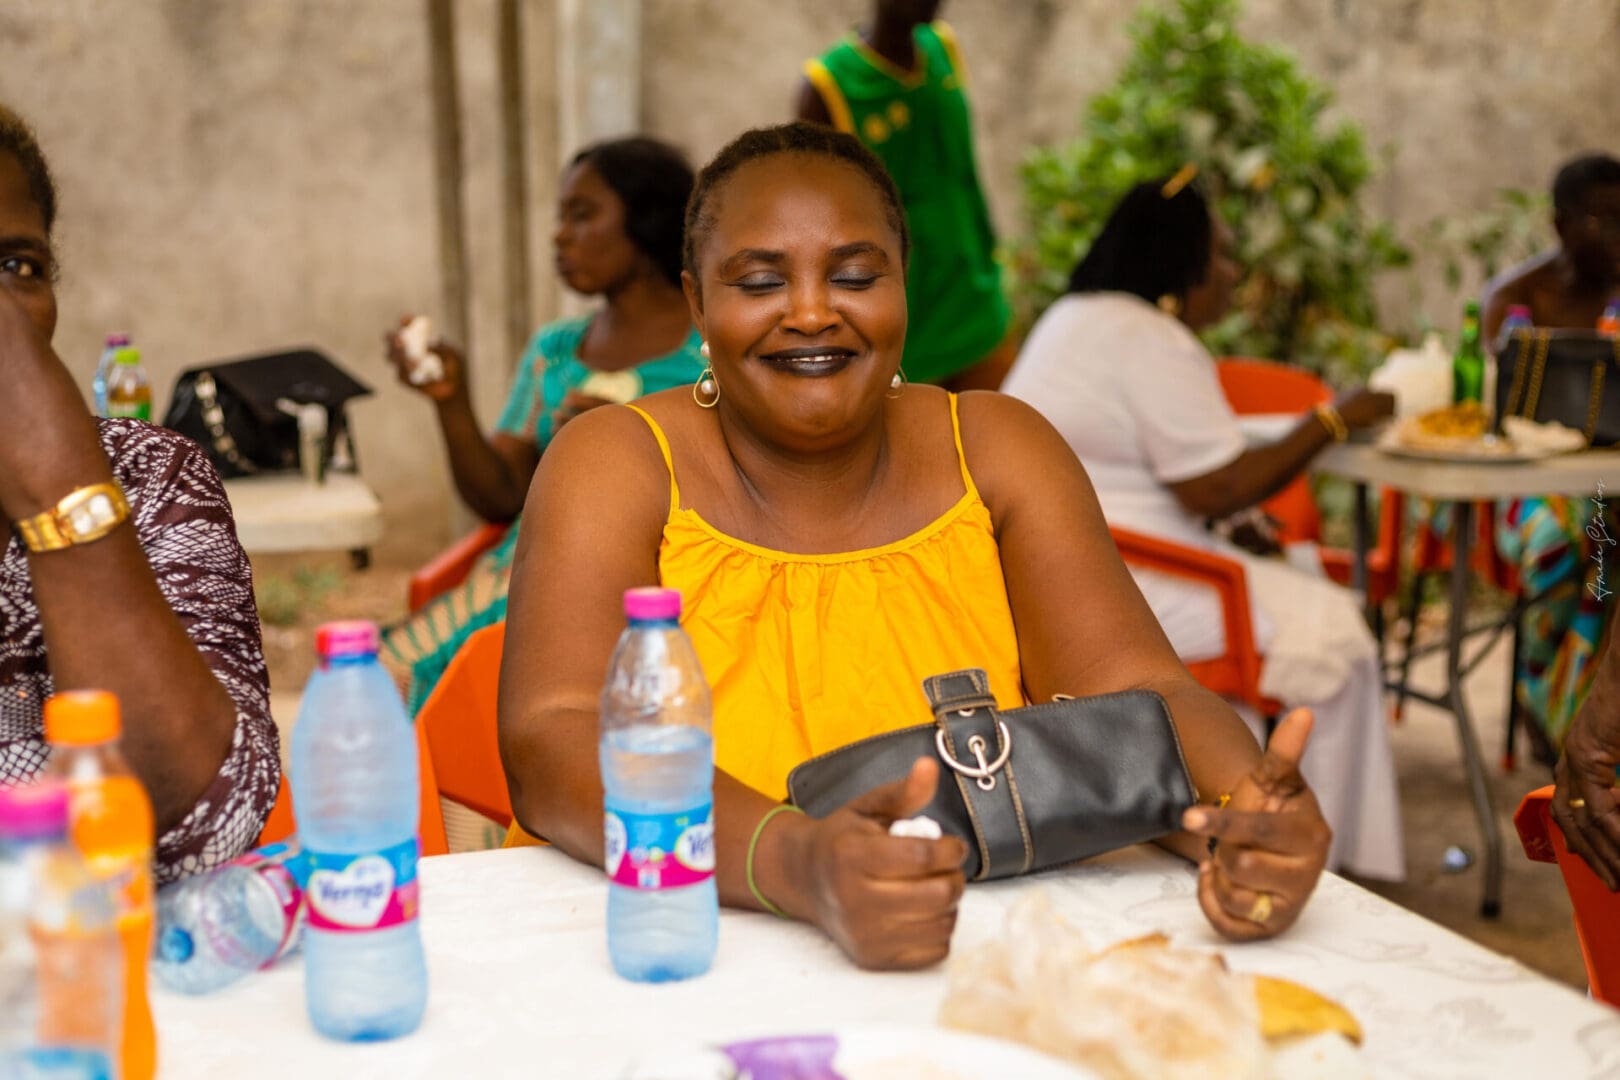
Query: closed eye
[[832, 273, 880, 289], [732, 275, 784, 293]]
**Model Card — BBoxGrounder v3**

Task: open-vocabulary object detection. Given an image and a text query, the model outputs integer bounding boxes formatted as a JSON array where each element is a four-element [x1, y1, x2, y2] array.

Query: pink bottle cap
[[0, 782, 70, 840], [623, 587, 681, 621], [315, 620, 381, 659]]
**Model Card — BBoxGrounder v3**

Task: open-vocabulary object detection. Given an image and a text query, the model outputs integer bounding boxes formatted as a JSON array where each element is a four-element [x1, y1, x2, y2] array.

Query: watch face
[[66, 492, 118, 537]]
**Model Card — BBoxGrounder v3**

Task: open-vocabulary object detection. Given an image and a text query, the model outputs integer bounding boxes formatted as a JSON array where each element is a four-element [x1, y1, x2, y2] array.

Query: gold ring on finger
[[1247, 892, 1274, 924], [1570, 798, 1587, 810]]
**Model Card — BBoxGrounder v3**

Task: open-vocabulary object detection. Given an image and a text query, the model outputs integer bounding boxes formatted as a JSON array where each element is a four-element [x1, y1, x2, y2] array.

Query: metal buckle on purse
[[935, 715, 1011, 792], [922, 671, 1033, 879]]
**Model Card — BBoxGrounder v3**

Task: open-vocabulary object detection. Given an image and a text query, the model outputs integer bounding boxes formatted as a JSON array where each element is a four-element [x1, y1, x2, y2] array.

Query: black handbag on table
[[785, 668, 1197, 882], [161, 348, 372, 479], [1495, 329, 1620, 447]]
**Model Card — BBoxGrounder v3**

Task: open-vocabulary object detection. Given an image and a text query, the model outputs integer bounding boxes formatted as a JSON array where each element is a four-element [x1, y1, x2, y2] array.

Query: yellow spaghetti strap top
[[506, 395, 1024, 846]]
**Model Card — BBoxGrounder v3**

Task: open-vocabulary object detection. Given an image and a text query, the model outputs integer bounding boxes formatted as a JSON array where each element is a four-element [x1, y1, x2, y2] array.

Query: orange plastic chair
[[1515, 785, 1616, 1004], [406, 522, 509, 613], [415, 622, 513, 827], [258, 714, 451, 857], [1214, 357, 1402, 613], [1110, 526, 1281, 718]]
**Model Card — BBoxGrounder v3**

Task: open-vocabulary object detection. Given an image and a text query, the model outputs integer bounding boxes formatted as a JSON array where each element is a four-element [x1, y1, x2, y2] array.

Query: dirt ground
[[252, 549, 1588, 992]]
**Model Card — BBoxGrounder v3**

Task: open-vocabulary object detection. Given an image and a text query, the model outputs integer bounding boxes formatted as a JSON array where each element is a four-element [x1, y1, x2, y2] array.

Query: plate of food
[[623, 1026, 1096, 1079], [938, 892, 1368, 1080], [1376, 402, 1584, 462]]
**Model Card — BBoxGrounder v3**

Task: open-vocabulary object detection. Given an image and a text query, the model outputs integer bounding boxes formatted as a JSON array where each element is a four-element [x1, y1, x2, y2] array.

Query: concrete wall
[[5, 0, 1617, 560]]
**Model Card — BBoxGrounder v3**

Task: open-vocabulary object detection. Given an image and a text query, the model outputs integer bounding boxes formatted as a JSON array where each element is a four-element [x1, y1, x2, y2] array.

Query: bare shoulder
[[529, 395, 672, 529], [1484, 249, 1557, 306], [954, 390, 1092, 518]]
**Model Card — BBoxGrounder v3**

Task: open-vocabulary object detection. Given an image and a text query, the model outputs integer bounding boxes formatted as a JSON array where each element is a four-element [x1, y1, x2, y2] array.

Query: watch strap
[[14, 482, 131, 553]]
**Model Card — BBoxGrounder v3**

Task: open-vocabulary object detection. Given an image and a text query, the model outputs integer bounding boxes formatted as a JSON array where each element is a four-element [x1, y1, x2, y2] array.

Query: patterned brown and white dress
[[0, 419, 281, 883]]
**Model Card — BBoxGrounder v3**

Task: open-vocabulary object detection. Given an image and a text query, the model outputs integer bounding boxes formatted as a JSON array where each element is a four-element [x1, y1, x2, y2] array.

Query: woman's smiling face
[[684, 152, 907, 451]]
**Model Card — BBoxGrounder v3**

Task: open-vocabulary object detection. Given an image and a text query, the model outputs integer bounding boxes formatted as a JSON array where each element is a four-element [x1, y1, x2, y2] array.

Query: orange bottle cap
[[44, 689, 122, 745]]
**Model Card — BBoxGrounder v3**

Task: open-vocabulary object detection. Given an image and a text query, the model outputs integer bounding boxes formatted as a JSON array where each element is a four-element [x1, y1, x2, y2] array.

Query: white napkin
[[1501, 415, 1586, 454]]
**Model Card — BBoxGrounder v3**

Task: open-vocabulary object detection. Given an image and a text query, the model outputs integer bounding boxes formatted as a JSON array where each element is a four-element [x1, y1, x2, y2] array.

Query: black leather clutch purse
[[785, 669, 1197, 881], [1495, 329, 1620, 446]]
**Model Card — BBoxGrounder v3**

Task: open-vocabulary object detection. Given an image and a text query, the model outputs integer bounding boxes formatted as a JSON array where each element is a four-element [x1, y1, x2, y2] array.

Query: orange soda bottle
[[44, 690, 157, 1080]]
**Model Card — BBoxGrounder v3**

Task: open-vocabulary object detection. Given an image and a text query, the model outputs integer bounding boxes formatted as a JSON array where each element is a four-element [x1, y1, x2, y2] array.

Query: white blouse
[[1001, 292, 1245, 547]]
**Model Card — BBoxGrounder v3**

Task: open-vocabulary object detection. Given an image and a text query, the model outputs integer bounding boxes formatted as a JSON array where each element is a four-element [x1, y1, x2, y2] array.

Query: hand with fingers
[[1181, 709, 1332, 941], [1552, 658, 1620, 889], [792, 757, 969, 970], [382, 316, 466, 404]]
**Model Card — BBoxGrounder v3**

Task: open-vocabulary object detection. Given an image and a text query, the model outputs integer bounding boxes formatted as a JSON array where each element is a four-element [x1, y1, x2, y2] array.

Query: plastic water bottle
[[600, 587, 717, 983], [104, 346, 152, 422], [91, 334, 129, 418], [0, 783, 122, 1079], [290, 621, 426, 1041], [153, 840, 309, 995]]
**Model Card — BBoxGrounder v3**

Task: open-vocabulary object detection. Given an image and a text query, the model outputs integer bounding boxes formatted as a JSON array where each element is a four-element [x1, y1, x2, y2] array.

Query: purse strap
[[921, 668, 1034, 880], [193, 371, 259, 476]]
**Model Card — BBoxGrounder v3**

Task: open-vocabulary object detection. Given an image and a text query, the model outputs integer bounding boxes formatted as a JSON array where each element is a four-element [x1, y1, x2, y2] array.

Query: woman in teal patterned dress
[[383, 137, 705, 716]]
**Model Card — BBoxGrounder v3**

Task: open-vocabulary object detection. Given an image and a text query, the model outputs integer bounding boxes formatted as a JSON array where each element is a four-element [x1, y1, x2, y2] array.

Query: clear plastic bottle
[[103, 346, 151, 422], [153, 839, 309, 995], [44, 691, 156, 1080], [600, 587, 717, 983], [290, 621, 426, 1041], [91, 334, 130, 418], [0, 783, 122, 1079]]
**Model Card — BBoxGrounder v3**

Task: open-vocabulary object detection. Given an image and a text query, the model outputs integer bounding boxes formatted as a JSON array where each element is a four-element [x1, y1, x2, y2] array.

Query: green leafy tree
[[1012, 0, 1409, 385]]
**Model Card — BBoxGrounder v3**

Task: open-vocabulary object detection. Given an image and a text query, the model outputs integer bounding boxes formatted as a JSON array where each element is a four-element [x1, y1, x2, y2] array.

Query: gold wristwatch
[[13, 482, 131, 553]]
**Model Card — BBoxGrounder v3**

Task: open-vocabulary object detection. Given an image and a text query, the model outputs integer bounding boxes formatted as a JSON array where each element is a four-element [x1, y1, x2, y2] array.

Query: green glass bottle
[[1453, 300, 1485, 405]]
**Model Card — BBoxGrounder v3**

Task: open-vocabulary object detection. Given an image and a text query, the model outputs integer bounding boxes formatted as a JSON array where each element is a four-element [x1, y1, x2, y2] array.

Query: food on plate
[[1410, 401, 1490, 442], [939, 892, 1363, 1080]]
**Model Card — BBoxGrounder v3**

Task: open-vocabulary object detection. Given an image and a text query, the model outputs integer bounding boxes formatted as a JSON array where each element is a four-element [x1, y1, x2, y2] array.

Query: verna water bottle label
[[229, 841, 308, 962], [304, 838, 420, 932], [604, 803, 714, 890]]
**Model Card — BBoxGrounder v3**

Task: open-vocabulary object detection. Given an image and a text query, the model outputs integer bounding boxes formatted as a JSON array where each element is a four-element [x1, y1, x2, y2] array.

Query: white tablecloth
[[152, 846, 1619, 1079]]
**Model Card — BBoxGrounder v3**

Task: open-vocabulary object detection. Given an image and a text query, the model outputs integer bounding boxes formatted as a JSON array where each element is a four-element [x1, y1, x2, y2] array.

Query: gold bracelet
[[13, 481, 131, 553], [1313, 403, 1349, 442], [747, 804, 804, 918]]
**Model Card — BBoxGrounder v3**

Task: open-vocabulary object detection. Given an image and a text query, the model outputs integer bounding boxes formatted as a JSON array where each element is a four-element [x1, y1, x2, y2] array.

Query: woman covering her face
[[0, 104, 278, 881], [498, 123, 1331, 969]]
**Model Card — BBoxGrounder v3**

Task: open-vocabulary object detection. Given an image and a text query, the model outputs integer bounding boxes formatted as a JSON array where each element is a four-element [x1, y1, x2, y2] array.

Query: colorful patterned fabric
[[0, 420, 280, 883], [1495, 495, 1618, 750]]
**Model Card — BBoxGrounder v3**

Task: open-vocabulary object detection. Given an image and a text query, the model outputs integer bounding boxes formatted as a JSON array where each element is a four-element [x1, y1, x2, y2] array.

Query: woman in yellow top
[[498, 122, 1331, 970]]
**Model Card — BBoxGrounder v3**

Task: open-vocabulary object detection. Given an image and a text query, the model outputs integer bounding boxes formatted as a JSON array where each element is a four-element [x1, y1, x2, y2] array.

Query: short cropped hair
[[683, 122, 909, 280], [1552, 153, 1620, 214], [0, 103, 56, 234]]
